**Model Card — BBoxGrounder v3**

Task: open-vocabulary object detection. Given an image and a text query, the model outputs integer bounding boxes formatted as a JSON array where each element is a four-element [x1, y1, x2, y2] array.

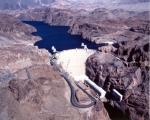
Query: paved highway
[[52, 61, 97, 108]]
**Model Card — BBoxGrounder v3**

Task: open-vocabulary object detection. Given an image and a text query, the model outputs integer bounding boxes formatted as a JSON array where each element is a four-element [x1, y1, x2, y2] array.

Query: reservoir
[[24, 21, 100, 53]]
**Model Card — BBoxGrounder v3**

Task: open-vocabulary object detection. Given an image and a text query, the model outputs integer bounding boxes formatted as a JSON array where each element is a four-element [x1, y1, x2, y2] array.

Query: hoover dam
[[0, 2, 149, 119]]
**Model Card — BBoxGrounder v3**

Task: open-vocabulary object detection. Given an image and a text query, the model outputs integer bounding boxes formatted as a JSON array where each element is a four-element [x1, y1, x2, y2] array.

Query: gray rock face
[[0, 13, 39, 48], [0, 13, 34, 34], [0, 65, 82, 120], [16, 7, 81, 26], [69, 9, 150, 44], [81, 9, 149, 120], [0, 64, 111, 120], [0, 12, 111, 120], [86, 52, 149, 120]]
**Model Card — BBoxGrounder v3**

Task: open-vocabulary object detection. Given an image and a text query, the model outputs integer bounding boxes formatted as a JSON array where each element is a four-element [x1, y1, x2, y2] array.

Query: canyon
[[0, 2, 149, 120], [0, 12, 110, 120]]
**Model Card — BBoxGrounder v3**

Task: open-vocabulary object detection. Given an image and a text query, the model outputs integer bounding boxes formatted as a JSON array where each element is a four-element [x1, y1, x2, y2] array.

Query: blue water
[[24, 21, 101, 53]]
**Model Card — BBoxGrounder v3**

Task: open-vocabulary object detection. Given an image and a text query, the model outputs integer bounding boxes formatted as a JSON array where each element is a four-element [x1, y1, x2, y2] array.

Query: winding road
[[62, 73, 96, 108], [53, 61, 97, 108]]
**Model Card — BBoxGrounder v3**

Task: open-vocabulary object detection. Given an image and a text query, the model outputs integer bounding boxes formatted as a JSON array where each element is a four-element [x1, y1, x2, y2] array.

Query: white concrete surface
[[51, 46, 57, 53], [56, 49, 96, 80], [55, 48, 107, 100], [112, 89, 123, 101], [84, 78, 106, 99]]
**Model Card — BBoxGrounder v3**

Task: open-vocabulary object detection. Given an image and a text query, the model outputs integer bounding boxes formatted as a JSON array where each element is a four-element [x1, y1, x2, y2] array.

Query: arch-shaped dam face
[[55, 49, 96, 79], [54, 49, 107, 100]]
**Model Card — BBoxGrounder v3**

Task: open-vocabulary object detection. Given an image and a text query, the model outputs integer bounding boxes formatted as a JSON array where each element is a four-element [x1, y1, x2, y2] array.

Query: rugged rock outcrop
[[86, 52, 149, 120], [69, 9, 150, 45], [16, 7, 148, 45], [0, 63, 110, 120], [0, 13, 49, 72], [0, 5, 149, 120], [0, 13, 39, 48], [0, 13, 34, 34], [15, 8, 77, 26], [0, 12, 111, 120], [67, 7, 148, 120], [82, 8, 149, 120], [0, 65, 85, 120]]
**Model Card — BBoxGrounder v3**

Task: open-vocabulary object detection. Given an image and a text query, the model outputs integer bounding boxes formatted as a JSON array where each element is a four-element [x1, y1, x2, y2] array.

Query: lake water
[[24, 21, 101, 53]]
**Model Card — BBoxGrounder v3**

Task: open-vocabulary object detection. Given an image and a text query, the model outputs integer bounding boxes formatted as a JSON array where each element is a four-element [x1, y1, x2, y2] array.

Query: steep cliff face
[[86, 52, 149, 120], [85, 17, 149, 119]]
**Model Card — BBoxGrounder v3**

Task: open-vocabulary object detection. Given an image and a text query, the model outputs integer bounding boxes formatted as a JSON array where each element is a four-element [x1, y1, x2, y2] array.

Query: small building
[[84, 78, 106, 99], [112, 89, 123, 101], [51, 46, 57, 53]]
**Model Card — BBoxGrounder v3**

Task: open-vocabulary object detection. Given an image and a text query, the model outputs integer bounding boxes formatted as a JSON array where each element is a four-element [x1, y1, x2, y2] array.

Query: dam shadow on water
[[23, 21, 101, 53]]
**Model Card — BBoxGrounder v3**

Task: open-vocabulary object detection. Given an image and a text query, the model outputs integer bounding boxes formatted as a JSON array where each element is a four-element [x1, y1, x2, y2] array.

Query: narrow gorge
[[0, 1, 149, 120]]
